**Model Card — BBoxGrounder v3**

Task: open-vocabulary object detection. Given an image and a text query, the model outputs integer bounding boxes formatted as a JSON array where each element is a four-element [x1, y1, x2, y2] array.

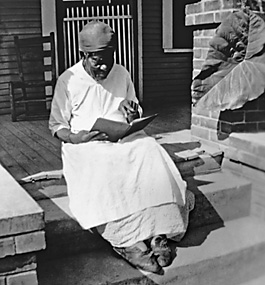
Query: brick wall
[[192, 28, 216, 78], [185, 0, 241, 25], [219, 94, 265, 133], [192, 93, 265, 143], [186, 0, 265, 77]]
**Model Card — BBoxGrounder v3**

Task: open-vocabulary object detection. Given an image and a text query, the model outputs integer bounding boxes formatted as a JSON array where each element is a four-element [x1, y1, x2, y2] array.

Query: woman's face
[[84, 49, 115, 81]]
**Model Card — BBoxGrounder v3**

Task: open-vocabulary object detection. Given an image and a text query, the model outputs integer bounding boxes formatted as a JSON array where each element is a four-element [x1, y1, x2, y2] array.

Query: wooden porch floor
[[0, 115, 62, 181], [0, 101, 191, 182]]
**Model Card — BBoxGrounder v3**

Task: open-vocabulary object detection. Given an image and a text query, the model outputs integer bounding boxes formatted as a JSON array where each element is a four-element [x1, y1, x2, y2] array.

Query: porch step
[[36, 170, 251, 259], [186, 170, 251, 228], [240, 274, 265, 285], [226, 132, 265, 173], [37, 216, 265, 285], [229, 132, 265, 160]]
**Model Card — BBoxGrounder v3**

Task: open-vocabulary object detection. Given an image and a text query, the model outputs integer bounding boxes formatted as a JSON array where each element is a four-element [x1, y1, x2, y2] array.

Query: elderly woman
[[49, 20, 194, 274]]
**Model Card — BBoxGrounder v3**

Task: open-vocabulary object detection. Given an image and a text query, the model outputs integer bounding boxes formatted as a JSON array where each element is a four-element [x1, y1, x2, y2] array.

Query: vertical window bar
[[97, 5, 100, 18], [66, 8, 72, 68], [63, 15, 67, 69], [127, 4, 132, 79], [111, 5, 115, 32], [102, 5, 105, 24], [76, 6, 80, 64], [71, 7, 77, 65], [121, 4, 127, 70], [91, 5, 94, 18], [106, 5, 110, 27], [111, 5, 116, 63], [81, 6, 85, 30], [87, 5, 90, 24], [117, 5, 122, 64], [76, 6, 80, 33]]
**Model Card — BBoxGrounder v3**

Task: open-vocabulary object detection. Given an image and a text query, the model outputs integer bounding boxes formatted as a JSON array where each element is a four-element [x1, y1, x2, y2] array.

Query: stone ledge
[[6, 270, 38, 285], [0, 165, 44, 237], [15, 231, 46, 254], [0, 165, 46, 284], [0, 253, 36, 276], [0, 231, 46, 259], [0, 238, 15, 259]]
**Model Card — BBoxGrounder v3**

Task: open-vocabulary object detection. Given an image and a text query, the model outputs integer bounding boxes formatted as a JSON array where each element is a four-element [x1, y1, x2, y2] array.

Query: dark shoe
[[150, 235, 173, 267], [113, 241, 163, 274]]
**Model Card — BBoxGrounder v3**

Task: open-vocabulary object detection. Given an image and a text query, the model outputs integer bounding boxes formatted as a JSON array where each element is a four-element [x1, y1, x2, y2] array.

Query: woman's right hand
[[70, 130, 109, 144], [118, 99, 139, 123]]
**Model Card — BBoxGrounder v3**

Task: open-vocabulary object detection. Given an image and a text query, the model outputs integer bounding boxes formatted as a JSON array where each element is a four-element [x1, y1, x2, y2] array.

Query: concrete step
[[186, 170, 251, 228], [35, 170, 251, 259], [37, 216, 265, 285], [224, 132, 265, 173], [228, 132, 265, 160]]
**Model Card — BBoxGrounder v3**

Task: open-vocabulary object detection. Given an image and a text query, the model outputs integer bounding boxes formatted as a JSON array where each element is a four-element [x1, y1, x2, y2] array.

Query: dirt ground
[[142, 100, 192, 135]]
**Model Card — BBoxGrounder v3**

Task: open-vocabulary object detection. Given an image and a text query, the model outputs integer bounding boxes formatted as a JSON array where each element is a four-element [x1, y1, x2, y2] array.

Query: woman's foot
[[113, 241, 163, 274], [150, 235, 173, 267]]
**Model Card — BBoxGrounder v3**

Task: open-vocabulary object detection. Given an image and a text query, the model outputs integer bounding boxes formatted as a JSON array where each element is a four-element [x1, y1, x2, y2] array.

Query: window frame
[[162, 0, 193, 53]]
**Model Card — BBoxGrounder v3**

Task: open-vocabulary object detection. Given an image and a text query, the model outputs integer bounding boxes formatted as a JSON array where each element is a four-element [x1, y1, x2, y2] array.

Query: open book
[[91, 113, 158, 142]]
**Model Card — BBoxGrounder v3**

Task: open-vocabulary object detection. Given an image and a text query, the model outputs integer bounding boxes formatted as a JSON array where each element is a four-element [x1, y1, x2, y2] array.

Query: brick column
[[185, 0, 265, 143], [186, 0, 245, 78], [185, 1, 265, 223]]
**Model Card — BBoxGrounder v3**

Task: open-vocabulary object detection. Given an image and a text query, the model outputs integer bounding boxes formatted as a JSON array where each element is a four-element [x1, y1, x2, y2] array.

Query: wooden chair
[[9, 32, 56, 122]]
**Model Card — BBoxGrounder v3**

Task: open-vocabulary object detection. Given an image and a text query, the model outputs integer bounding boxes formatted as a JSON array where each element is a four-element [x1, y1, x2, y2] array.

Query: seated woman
[[49, 20, 194, 274]]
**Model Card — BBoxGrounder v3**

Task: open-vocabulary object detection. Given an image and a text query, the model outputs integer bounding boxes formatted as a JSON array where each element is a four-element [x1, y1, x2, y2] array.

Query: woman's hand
[[118, 99, 139, 123], [69, 130, 109, 144], [55, 128, 108, 144]]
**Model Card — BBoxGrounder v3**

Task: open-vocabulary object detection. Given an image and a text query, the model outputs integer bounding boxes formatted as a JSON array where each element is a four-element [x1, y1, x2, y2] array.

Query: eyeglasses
[[85, 50, 114, 66]]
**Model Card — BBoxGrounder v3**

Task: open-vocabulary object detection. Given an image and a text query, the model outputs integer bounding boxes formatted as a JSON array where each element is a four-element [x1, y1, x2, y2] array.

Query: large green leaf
[[193, 9, 265, 111], [196, 53, 265, 111]]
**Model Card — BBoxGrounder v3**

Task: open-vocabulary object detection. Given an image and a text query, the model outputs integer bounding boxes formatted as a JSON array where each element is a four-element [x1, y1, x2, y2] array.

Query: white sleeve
[[49, 77, 72, 136]]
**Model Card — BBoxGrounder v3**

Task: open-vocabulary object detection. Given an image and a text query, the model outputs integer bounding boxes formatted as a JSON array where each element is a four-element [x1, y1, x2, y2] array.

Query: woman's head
[[79, 20, 117, 53], [79, 21, 117, 80]]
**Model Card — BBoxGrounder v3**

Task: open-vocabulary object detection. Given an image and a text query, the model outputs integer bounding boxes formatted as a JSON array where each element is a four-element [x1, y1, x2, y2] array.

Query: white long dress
[[49, 61, 194, 247]]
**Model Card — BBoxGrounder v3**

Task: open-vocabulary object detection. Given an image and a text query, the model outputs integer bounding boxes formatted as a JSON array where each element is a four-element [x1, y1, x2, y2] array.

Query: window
[[162, 0, 197, 52]]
